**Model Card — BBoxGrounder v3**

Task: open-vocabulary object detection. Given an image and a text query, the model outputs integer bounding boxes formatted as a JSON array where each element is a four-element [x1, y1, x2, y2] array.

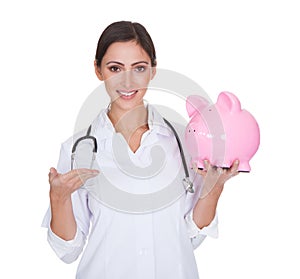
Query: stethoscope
[[71, 118, 194, 193]]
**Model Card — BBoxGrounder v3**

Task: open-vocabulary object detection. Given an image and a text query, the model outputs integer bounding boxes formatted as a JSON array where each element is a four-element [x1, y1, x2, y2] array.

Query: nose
[[122, 70, 132, 90]]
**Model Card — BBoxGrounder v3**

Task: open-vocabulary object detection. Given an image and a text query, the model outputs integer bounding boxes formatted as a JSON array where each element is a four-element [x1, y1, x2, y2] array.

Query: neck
[[108, 103, 148, 137]]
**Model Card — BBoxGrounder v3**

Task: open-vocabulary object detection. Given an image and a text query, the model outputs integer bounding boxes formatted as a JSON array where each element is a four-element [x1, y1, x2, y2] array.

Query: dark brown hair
[[95, 21, 157, 67]]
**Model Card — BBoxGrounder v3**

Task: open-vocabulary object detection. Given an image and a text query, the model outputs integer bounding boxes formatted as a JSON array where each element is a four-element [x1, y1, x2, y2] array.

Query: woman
[[42, 21, 239, 279]]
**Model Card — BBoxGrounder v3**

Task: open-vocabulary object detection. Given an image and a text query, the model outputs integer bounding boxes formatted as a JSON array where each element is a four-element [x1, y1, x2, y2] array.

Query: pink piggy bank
[[185, 91, 260, 172]]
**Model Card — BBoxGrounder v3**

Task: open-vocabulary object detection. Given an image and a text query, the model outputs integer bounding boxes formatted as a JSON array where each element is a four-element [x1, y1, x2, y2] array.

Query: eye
[[109, 66, 121, 72], [134, 66, 146, 72]]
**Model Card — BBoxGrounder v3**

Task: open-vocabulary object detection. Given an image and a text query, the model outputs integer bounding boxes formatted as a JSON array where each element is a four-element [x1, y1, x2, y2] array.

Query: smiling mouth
[[117, 90, 138, 97]]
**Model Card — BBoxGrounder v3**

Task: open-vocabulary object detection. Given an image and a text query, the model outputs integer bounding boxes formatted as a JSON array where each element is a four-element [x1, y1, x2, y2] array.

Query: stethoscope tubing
[[71, 119, 194, 193]]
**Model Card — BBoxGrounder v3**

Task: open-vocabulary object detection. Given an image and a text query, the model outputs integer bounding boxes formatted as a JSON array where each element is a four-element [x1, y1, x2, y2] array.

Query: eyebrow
[[106, 61, 149, 66]]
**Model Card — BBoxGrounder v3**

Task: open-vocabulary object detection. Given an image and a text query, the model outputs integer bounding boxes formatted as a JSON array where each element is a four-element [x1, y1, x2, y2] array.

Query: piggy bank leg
[[237, 161, 251, 172]]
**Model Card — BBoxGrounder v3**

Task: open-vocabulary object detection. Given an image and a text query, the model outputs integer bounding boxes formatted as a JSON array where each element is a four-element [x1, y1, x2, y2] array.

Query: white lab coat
[[42, 104, 218, 279]]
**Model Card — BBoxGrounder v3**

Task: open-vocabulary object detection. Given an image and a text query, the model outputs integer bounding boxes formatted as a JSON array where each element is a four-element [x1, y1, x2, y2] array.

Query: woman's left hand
[[193, 160, 240, 199]]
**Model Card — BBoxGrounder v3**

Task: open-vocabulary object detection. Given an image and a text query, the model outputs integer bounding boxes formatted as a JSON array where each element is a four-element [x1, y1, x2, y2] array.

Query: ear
[[94, 60, 104, 81], [217, 91, 241, 113], [150, 66, 156, 80], [186, 95, 210, 118]]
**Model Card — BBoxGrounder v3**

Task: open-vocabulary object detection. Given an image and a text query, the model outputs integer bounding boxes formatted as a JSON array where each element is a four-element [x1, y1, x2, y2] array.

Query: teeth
[[118, 90, 137, 96]]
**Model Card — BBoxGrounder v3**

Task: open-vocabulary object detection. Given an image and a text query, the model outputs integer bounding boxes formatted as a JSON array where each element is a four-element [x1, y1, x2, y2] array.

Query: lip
[[117, 90, 138, 100]]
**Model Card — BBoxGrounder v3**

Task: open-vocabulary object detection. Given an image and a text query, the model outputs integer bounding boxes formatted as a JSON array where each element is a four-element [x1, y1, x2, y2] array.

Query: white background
[[0, 0, 299, 278]]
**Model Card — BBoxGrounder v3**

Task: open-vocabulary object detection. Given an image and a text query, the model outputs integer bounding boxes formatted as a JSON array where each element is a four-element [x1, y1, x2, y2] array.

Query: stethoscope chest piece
[[182, 177, 194, 193]]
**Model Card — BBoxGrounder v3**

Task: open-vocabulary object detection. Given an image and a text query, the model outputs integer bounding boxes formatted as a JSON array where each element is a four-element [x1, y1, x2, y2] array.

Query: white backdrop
[[0, 0, 299, 278]]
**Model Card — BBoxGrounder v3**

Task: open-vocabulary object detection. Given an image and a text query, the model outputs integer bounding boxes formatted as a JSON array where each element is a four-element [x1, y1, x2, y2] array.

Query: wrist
[[204, 183, 224, 199], [49, 190, 72, 207]]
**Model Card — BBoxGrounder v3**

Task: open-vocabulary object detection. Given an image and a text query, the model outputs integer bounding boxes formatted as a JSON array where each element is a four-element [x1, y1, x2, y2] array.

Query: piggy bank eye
[[193, 129, 196, 132]]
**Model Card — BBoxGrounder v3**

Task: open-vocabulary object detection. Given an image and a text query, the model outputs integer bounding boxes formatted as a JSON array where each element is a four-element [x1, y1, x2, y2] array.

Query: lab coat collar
[[147, 105, 173, 137], [93, 104, 173, 142]]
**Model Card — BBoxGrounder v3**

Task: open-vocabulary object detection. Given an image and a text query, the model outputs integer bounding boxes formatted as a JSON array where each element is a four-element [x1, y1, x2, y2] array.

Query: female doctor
[[42, 21, 239, 279]]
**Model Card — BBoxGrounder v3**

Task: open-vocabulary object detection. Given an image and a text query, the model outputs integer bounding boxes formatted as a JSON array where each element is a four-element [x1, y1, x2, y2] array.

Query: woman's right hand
[[48, 167, 99, 203]]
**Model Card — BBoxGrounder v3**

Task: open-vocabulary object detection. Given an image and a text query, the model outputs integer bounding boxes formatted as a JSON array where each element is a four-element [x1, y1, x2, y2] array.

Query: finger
[[231, 171, 239, 178], [73, 172, 99, 186], [67, 174, 95, 190], [69, 172, 99, 190], [217, 167, 225, 175], [229, 160, 239, 174], [203, 159, 210, 171], [62, 168, 99, 181], [71, 168, 99, 175], [196, 168, 207, 176], [192, 162, 197, 172], [190, 162, 204, 177], [221, 161, 239, 181]]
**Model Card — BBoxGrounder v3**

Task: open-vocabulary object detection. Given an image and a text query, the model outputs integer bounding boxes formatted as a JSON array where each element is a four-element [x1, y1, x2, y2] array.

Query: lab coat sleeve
[[47, 224, 86, 264], [41, 140, 92, 263], [184, 209, 219, 249]]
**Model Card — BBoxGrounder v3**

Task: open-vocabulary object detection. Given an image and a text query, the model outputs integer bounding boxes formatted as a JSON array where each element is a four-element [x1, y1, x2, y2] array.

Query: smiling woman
[[93, 22, 157, 151], [42, 20, 239, 279]]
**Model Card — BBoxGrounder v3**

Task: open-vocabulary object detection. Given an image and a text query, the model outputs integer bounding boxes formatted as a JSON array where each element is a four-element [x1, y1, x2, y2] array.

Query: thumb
[[48, 167, 58, 181], [203, 159, 210, 171]]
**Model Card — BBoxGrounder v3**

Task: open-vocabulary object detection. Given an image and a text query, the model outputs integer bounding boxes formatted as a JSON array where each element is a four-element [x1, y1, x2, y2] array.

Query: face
[[95, 41, 156, 112]]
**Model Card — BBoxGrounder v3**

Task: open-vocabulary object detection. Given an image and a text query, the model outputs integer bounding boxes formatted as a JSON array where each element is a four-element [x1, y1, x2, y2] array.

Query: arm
[[45, 167, 99, 263], [50, 196, 76, 240], [48, 167, 98, 240], [192, 184, 223, 229], [42, 142, 99, 263]]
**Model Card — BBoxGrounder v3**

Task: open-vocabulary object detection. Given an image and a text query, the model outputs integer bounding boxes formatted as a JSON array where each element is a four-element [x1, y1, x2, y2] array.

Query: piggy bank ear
[[217, 91, 241, 113], [186, 95, 210, 117]]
